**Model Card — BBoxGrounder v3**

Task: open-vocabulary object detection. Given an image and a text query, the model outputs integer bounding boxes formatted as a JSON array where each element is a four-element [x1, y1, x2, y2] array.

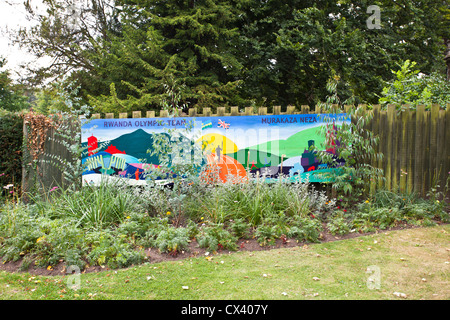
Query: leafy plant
[[316, 73, 384, 197], [287, 216, 322, 243], [151, 227, 190, 255], [86, 230, 145, 269], [196, 224, 238, 252], [379, 60, 450, 110], [326, 211, 351, 236], [51, 179, 141, 228]]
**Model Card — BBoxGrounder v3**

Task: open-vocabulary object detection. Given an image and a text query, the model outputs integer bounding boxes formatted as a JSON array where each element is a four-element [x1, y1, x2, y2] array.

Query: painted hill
[[245, 126, 326, 158], [227, 148, 285, 169], [82, 129, 195, 164]]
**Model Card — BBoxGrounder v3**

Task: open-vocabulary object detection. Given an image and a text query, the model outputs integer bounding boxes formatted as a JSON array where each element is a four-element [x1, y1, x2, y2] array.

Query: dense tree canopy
[[0, 58, 30, 112], [11, 0, 450, 113]]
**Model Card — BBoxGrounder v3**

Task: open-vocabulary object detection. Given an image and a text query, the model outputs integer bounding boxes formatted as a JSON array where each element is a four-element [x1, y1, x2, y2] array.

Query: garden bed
[[1, 219, 446, 277], [1, 179, 448, 277]]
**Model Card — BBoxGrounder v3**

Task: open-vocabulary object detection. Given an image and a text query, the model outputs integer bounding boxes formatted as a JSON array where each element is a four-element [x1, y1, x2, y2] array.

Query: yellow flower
[[126, 216, 131, 219], [167, 211, 171, 215], [47, 266, 53, 271], [36, 236, 45, 243], [201, 217, 204, 220], [365, 200, 370, 204]]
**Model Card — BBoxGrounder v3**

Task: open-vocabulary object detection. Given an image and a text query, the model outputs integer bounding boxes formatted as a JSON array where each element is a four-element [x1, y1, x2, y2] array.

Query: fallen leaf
[[393, 292, 407, 298]]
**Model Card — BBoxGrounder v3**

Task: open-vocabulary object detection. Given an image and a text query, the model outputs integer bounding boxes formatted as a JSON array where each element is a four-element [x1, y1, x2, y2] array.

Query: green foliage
[[51, 179, 142, 228], [379, 60, 450, 109], [0, 204, 42, 262], [196, 223, 238, 252], [0, 58, 30, 112], [287, 216, 322, 243], [15, 1, 449, 110], [229, 218, 252, 239], [86, 229, 146, 269], [150, 227, 190, 254], [316, 74, 384, 197], [0, 111, 23, 197], [326, 211, 351, 236]]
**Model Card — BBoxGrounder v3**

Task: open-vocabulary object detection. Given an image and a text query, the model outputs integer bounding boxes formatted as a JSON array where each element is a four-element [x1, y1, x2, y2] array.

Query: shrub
[[52, 180, 142, 228], [287, 216, 322, 243], [33, 217, 86, 268], [255, 225, 280, 246], [0, 204, 42, 262], [86, 230, 145, 269], [151, 227, 190, 254], [229, 218, 252, 239], [326, 211, 351, 235], [196, 223, 238, 251], [0, 111, 23, 198]]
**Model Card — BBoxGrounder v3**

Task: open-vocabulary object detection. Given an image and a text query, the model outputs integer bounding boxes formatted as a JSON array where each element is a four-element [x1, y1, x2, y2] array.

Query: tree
[[0, 58, 30, 112], [13, 0, 450, 111], [379, 60, 450, 109], [14, 0, 121, 99], [89, 0, 247, 113], [237, 0, 449, 108]]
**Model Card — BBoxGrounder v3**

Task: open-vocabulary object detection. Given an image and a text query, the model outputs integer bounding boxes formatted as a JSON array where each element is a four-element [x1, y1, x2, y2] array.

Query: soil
[[2, 221, 446, 277]]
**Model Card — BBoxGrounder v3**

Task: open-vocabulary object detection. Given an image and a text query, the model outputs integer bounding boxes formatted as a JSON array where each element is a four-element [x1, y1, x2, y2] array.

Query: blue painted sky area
[[81, 113, 349, 150]]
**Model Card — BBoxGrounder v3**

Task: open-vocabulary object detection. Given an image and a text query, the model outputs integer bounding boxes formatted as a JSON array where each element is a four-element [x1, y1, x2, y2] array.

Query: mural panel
[[81, 113, 350, 185]]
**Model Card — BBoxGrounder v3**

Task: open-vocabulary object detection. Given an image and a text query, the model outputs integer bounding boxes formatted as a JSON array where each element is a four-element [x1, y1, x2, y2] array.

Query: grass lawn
[[0, 224, 448, 301]]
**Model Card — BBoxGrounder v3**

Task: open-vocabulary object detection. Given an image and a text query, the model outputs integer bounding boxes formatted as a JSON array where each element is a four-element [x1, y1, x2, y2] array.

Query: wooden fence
[[22, 104, 449, 198], [368, 104, 449, 197]]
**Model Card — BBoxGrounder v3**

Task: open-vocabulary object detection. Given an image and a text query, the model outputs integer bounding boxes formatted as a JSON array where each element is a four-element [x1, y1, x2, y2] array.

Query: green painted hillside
[[246, 126, 325, 158], [227, 149, 284, 168]]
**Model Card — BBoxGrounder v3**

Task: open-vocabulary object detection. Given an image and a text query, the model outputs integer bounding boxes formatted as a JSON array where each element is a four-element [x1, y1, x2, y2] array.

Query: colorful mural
[[81, 113, 350, 185]]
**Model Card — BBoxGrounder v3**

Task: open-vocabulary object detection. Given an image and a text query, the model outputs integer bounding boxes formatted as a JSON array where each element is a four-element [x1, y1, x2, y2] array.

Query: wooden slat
[[399, 108, 408, 193], [203, 107, 211, 117], [429, 104, 439, 189], [391, 105, 400, 191], [300, 105, 309, 114], [436, 109, 445, 191], [385, 104, 395, 191], [371, 104, 381, 193], [407, 109, 415, 194], [414, 105, 425, 196], [258, 107, 267, 115], [379, 109, 388, 190], [422, 108, 431, 196], [132, 111, 142, 118], [286, 105, 296, 114], [217, 107, 225, 116], [444, 106, 450, 193], [273, 106, 281, 115]]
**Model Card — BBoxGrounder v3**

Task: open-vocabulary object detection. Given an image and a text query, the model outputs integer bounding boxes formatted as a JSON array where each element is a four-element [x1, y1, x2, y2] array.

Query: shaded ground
[[2, 221, 444, 277]]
